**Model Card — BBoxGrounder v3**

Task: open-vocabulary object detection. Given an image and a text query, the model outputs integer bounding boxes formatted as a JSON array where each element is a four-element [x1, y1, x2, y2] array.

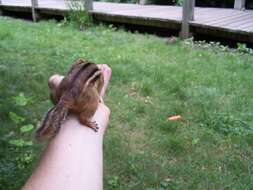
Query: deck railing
[[180, 0, 246, 39], [181, 0, 195, 39], [29, 0, 94, 22], [0, 0, 2, 15], [234, 0, 246, 10], [0, 0, 248, 36]]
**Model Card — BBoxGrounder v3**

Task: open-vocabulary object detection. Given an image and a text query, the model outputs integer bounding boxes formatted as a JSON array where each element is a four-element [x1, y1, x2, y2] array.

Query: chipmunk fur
[[36, 59, 104, 140]]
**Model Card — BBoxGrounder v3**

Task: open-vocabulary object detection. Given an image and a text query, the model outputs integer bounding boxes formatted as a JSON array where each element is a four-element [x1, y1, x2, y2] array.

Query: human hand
[[97, 64, 112, 98], [48, 64, 112, 137]]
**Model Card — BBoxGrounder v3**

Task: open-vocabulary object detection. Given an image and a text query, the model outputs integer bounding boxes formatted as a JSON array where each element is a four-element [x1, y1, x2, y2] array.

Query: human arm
[[21, 64, 112, 190]]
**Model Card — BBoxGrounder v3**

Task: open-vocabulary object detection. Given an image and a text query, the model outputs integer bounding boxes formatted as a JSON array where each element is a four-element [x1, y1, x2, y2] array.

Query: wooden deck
[[0, 0, 253, 42]]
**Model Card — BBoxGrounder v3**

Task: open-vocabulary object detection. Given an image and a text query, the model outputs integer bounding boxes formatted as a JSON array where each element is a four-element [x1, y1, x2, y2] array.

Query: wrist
[[50, 115, 104, 146], [49, 103, 110, 145]]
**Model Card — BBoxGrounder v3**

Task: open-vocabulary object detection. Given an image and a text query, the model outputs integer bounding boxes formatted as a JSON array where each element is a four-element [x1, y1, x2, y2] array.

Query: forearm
[[22, 104, 109, 190], [22, 64, 112, 190]]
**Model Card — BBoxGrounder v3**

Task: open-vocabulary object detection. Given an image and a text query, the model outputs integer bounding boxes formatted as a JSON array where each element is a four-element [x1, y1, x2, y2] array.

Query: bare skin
[[21, 64, 112, 190]]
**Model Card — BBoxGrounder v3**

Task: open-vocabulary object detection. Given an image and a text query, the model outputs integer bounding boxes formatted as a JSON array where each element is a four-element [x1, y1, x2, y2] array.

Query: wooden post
[[31, 0, 39, 22], [234, 0, 246, 10], [180, 0, 195, 39], [84, 0, 93, 11], [0, 0, 3, 16], [139, 0, 149, 5]]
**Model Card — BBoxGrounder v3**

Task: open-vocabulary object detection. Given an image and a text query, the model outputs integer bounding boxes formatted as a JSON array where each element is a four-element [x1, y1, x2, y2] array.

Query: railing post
[[31, 0, 39, 22], [0, 0, 3, 16], [139, 0, 149, 5], [84, 0, 93, 11], [234, 0, 246, 10], [180, 0, 195, 39]]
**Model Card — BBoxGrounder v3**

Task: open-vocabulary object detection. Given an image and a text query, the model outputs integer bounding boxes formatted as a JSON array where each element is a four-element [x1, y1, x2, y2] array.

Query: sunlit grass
[[0, 17, 253, 190]]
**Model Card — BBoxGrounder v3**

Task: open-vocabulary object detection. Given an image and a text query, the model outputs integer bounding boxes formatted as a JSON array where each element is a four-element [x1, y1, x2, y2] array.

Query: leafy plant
[[9, 112, 25, 125], [183, 39, 253, 55], [1, 91, 37, 190], [237, 43, 253, 54], [8, 139, 33, 147], [201, 112, 253, 136], [192, 138, 200, 145], [8, 101, 34, 148], [107, 176, 120, 189], [67, 0, 93, 30], [176, 0, 183, 6], [13, 92, 31, 106], [15, 151, 35, 169], [20, 124, 34, 133]]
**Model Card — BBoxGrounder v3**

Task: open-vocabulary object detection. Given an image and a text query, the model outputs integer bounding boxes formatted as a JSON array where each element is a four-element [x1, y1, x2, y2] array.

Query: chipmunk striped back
[[36, 59, 103, 140]]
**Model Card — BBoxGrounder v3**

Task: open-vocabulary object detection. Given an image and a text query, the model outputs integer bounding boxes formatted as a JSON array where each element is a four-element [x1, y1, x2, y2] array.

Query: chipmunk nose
[[48, 74, 64, 89]]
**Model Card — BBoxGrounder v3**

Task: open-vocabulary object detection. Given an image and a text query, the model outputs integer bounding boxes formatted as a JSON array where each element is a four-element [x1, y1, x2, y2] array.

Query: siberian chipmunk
[[36, 59, 104, 140]]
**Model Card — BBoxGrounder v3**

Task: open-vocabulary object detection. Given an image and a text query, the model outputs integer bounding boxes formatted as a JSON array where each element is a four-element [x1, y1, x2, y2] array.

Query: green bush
[[0, 93, 40, 190], [67, 0, 93, 30]]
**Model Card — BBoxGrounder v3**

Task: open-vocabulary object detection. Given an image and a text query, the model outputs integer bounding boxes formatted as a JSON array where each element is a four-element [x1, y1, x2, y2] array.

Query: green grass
[[0, 17, 253, 190]]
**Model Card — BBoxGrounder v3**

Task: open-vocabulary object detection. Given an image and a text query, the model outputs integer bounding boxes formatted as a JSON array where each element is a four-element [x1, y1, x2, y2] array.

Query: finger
[[99, 64, 112, 97], [48, 74, 64, 90]]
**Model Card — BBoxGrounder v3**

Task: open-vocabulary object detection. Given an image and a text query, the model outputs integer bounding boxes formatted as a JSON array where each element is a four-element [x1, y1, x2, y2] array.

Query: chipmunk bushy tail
[[36, 101, 68, 141]]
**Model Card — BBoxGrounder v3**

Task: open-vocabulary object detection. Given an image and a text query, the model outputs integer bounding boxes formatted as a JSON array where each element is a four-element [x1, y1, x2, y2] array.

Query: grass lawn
[[0, 17, 253, 190]]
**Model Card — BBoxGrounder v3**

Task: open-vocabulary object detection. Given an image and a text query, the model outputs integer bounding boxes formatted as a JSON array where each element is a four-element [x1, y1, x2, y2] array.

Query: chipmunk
[[36, 59, 104, 140]]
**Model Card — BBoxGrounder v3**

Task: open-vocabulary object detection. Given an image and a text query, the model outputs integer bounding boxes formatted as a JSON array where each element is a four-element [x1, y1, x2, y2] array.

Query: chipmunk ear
[[67, 59, 89, 75], [76, 59, 85, 64]]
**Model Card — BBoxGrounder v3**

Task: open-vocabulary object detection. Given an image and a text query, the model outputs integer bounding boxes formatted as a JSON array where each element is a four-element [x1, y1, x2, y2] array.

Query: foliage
[[66, 0, 92, 30], [0, 91, 39, 189], [237, 43, 253, 54], [0, 17, 253, 190], [107, 176, 120, 189], [182, 38, 253, 56], [13, 92, 32, 106], [175, 0, 183, 6]]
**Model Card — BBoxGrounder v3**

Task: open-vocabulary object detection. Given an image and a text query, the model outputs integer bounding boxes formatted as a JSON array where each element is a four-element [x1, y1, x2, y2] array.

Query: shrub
[[67, 0, 92, 30]]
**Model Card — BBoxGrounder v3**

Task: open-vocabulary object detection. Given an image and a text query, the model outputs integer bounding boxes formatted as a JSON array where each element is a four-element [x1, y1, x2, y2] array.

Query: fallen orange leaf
[[167, 115, 182, 121]]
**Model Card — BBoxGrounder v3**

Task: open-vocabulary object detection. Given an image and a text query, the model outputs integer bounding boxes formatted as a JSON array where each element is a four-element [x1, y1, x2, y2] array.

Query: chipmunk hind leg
[[79, 107, 99, 132], [79, 113, 99, 132], [78, 93, 100, 132]]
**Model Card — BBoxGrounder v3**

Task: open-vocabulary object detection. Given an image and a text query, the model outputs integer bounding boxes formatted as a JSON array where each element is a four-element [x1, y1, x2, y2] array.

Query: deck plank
[[221, 15, 253, 28], [195, 9, 244, 23], [0, 1, 252, 41], [236, 21, 253, 30], [204, 12, 253, 26]]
